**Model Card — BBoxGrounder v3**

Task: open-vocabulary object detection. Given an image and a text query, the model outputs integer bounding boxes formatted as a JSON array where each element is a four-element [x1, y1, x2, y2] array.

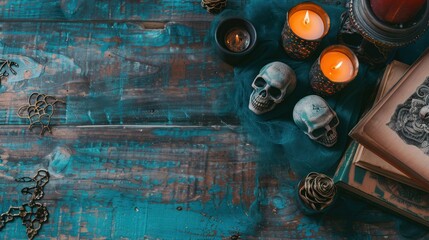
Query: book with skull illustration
[[350, 48, 429, 189], [334, 141, 429, 227], [352, 61, 428, 192]]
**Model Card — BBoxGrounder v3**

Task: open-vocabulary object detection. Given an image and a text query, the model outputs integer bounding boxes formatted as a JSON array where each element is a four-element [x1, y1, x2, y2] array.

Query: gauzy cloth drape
[[210, 1, 429, 237], [211, 0, 429, 177]]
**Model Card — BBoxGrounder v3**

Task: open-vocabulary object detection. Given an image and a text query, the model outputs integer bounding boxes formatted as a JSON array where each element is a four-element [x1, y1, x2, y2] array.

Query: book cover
[[334, 141, 429, 227], [350, 48, 429, 188], [351, 60, 429, 192]]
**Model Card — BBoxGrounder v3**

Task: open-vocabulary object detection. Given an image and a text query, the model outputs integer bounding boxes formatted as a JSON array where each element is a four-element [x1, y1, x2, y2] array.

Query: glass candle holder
[[310, 45, 359, 96], [337, 0, 429, 67], [281, 2, 330, 60]]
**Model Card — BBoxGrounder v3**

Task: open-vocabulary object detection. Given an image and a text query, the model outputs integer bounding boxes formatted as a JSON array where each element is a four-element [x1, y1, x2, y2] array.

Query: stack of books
[[334, 53, 429, 227]]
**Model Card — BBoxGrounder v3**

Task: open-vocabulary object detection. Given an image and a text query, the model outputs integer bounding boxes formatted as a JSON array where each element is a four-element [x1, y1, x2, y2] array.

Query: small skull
[[293, 95, 339, 147], [249, 61, 296, 114]]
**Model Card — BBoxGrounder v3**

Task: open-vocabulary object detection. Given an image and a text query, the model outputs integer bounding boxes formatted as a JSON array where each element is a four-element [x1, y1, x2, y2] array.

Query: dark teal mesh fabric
[[212, 0, 429, 177], [211, 0, 429, 237]]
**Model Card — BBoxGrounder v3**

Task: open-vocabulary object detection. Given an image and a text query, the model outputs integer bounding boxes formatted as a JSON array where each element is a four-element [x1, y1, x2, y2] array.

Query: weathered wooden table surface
[[0, 0, 427, 239]]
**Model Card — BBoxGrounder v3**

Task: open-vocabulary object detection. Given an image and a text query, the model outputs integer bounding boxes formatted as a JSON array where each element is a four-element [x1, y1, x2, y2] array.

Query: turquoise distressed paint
[[153, 128, 217, 138], [0, 0, 251, 21], [0, 54, 43, 83], [47, 146, 72, 175], [60, 0, 85, 19], [168, 24, 195, 45], [271, 195, 287, 209]]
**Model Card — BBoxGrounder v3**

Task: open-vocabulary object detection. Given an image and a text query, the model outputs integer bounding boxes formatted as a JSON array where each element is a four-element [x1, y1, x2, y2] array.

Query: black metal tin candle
[[214, 17, 257, 65]]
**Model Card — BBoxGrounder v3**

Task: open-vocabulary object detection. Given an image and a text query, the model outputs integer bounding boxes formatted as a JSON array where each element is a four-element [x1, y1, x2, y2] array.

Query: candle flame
[[332, 61, 343, 70], [304, 10, 310, 25], [235, 34, 240, 42]]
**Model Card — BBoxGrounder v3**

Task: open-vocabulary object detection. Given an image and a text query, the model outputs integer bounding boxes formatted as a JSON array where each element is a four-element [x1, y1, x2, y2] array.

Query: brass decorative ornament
[[201, 0, 227, 14], [17, 93, 65, 135]]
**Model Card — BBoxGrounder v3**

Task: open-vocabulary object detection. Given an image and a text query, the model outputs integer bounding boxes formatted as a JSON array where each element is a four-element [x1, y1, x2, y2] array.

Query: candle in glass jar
[[289, 10, 325, 40], [320, 51, 354, 82], [224, 27, 251, 52], [310, 45, 358, 96]]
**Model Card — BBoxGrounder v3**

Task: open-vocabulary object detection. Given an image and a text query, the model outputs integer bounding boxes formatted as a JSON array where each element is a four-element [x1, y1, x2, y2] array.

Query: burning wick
[[224, 28, 251, 52], [304, 10, 310, 25], [332, 61, 343, 70]]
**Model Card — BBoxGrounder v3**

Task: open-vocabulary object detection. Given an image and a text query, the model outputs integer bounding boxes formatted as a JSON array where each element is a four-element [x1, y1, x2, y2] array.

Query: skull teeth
[[249, 94, 274, 112], [317, 130, 338, 147]]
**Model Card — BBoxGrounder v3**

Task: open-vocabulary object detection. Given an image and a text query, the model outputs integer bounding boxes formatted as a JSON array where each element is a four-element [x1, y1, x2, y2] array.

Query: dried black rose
[[298, 172, 336, 211]]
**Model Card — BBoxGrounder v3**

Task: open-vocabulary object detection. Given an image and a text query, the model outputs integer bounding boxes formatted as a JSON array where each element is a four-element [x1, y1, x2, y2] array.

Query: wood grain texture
[[0, 126, 258, 239], [0, 0, 426, 239], [0, 0, 347, 21], [0, 126, 407, 239], [0, 21, 238, 126]]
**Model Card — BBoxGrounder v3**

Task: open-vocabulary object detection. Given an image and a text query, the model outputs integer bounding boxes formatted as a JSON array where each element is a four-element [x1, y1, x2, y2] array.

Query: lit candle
[[289, 10, 325, 40], [310, 45, 359, 96], [320, 51, 354, 82], [281, 2, 330, 59], [224, 27, 251, 53], [214, 17, 257, 65]]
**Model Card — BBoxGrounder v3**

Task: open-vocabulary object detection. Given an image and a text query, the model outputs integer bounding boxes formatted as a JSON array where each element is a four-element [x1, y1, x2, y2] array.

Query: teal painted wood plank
[[0, 0, 347, 21], [0, 0, 245, 21], [0, 21, 237, 126], [0, 126, 412, 239], [0, 1, 418, 239], [0, 126, 258, 239]]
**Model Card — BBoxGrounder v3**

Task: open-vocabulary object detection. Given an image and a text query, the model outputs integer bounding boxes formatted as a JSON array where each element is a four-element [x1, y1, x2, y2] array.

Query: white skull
[[249, 61, 296, 114], [292, 95, 339, 147]]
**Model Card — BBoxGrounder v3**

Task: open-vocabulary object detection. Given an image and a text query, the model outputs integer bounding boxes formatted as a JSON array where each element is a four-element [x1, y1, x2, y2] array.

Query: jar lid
[[349, 0, 429, 47]]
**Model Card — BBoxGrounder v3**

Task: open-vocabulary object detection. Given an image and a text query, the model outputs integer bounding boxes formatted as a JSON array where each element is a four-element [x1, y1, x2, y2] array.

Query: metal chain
[[0, 58, 19, 86], [0, 169, 50, 240], [0, 59, 19, 78]]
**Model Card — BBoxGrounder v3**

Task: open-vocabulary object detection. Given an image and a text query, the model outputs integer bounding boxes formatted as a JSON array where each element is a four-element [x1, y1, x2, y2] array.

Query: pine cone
[[201, 0, 227, 14], [298, 172, 336, 211]]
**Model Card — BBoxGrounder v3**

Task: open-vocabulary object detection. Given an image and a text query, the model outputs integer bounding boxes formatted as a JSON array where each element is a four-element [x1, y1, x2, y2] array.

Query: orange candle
[[310, 45, 359, 96], [320, 51, 354, 82], [281, 2, 330, 59], [289, 10, 325, 40]]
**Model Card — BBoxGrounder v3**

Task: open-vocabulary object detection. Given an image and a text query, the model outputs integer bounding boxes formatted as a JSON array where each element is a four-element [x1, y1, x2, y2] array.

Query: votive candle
[[281, 2, 330, 59], [224, 27, 251, 52], [310, 45, 359, 96], [289, 10, 325, 40]]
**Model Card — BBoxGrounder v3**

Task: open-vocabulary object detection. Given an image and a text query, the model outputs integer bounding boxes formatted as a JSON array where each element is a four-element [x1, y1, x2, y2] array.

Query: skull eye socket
[[254, 77, 266, 87], [329, 117, 339, 128], [268, 87, 282, 99], [310, 127, 325, 139]]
